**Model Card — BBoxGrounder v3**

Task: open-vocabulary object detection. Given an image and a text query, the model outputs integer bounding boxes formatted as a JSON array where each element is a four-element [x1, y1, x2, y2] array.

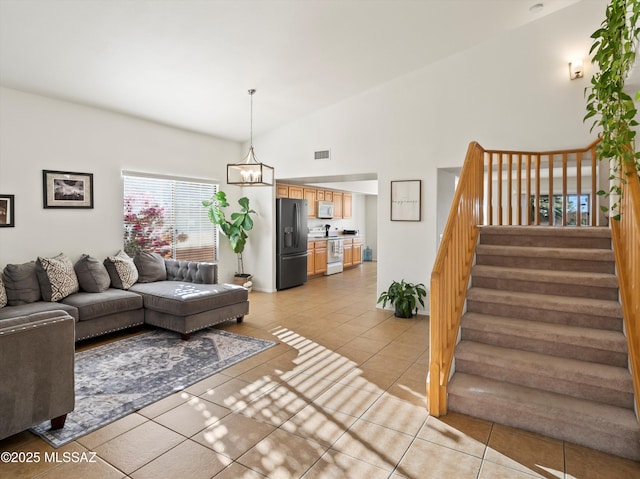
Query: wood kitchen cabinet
[[342, 237, 362, 268], [288, 186, 303, 199], [342, 238, 353, 267], [352, 237, 363, 265], [307, 240, 327, 276], [303, 188, 317, 218], [324, 191, 333, 202], [276, 184, 289, 198], [343, 193, 352, 219], [333, 192, 343, 218]]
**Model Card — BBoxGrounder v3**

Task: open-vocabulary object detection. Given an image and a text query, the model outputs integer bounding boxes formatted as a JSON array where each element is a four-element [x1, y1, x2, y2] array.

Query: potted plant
[[377, 280, 427, 318], [202, 191, 257, 289]]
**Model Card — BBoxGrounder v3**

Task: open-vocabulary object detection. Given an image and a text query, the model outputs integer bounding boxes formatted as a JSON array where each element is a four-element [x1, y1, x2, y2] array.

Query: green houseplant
[[202, 191, 256, 283], [377, 280, 427, 318], [584, 0, 640, 219]]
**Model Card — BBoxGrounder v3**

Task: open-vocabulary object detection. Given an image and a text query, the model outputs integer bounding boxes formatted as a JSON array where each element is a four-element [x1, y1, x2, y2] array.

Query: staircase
[[447, 226, 640, 461]]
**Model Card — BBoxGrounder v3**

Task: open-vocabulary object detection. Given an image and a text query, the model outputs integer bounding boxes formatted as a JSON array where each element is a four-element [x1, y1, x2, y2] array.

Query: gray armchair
[[0, 310, 75, 440]]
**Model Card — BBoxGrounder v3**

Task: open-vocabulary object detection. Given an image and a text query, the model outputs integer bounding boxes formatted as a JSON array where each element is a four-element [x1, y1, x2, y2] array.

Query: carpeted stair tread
[[471, 265, 618, 288], [467, 287, 622, 319], [447, 372, 640, 461], [461, 312, 628, 366], [471, 265, 618, 300], [479, 226, 612, 249], [476, 244, 615, 261], [480, 225, 612, 238], [455, 341, 633, 408]]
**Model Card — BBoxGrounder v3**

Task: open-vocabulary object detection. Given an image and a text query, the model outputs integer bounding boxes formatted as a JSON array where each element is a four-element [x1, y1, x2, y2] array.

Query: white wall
[[0, 87, 243, 280], [249, 1, 605, 312], [0, 1, 607, 308]]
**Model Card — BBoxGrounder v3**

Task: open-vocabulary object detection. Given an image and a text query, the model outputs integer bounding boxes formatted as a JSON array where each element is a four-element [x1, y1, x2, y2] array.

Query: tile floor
[[1, 262, 639, 479]]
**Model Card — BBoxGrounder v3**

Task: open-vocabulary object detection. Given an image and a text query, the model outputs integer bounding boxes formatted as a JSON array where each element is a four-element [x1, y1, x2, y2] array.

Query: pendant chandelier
[[227, 89, 274, 186]]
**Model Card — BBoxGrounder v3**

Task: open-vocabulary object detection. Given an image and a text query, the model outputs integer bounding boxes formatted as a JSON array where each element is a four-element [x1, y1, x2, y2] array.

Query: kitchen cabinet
[[307, 243, 315, 276], [307, 240, 327, 276], [333, 192, 343, 218], [316, 190, 325, 201], [276, 184, 289, 198], [288, 186, 303, 199], [304, 188, 317, 218], [324, 191, 333, 202], [343, 193, 352, 219], [343, 238, 353, 267], [342, 237, 362, 268], [352, 237, 363, 265]]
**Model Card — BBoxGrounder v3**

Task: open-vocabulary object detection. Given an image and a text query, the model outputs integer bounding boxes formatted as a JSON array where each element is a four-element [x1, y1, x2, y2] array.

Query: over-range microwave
[[317, 201, 334, 219]]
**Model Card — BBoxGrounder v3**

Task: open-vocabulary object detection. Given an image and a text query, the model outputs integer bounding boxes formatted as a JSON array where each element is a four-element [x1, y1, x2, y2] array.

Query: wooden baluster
[[526, 154, 532, 225], [548, 154, 554, 226], [508, 153, 513, 225], [498, 153, 503, 225], [535, 154, 541, 225], [591, 145, 598, 226], [576, 151, 582, 226], [562, 152, 568, 226], [517, 154, 523, 226], [487, 153, 493, 225]]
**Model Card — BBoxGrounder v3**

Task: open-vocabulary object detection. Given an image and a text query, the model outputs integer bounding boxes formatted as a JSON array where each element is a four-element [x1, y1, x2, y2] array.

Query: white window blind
[[123, 175, 217, 262]]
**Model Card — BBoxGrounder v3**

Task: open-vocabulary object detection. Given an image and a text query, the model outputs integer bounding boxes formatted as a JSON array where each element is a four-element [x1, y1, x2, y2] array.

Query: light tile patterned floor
[[1, 262, 639, 478]]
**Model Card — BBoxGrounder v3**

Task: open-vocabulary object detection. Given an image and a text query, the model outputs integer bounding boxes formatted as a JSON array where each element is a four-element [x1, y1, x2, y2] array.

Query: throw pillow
[[134, 251, 167, 283], [0, 275, 6, 308], [75, 254, 111, 292], [3, 261, 41, 305], [104, 250, 139, 290], [36, 254, 80, 302]]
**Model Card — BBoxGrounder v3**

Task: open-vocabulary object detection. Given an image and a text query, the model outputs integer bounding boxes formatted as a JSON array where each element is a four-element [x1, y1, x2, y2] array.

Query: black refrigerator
[[276, 198, 308, 290]]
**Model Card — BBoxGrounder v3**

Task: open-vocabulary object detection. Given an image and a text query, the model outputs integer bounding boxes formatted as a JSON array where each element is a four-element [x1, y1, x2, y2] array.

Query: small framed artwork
[[391, 180, 421, 221], [43, 170, 94, 209], [0, 194, 15, 227]]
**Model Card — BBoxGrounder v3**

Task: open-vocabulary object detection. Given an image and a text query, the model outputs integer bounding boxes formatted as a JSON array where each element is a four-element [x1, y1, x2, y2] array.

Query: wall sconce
[[569, 60, 584, 80]]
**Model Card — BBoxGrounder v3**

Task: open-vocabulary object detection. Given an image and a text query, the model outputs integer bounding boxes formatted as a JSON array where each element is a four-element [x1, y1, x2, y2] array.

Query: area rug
[[30, 327, 277, 447]]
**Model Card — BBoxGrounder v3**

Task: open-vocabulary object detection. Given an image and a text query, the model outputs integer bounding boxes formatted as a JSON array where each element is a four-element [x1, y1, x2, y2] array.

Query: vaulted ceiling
[[1, 1, 585, 142]]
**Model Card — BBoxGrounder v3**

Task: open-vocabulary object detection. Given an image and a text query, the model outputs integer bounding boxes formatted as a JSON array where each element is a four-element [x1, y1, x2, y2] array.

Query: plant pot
[[394, 306, 414, 318], [233, 274, 253, 292]]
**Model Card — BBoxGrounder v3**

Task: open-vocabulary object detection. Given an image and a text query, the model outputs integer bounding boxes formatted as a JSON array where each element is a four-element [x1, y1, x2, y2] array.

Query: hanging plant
[[584, 0, 640, 220]]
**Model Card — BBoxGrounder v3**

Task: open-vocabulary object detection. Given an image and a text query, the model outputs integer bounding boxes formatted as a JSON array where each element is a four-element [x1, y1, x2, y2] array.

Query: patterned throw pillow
[[0, 275, 7, 308], [36, 254, 80, 302], [104, 250, 139, 290]]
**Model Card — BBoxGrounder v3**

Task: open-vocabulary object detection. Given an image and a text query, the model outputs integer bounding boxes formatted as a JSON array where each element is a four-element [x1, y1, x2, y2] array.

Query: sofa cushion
[[0, 301, 78, 321], [104, 251, 138, 290], [3, 261, 41, 305], [129, 281, 248, 316], [36, 254, 80, 302], [165, 259, 217, 284], [60, 289, 143, 321], [75, 254, 111, 293], [0, 275, 6, 308], [134, 252, 167, 283]]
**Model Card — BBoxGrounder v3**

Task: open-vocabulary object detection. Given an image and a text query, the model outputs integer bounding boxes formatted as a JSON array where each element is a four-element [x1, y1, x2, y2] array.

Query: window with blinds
[[123, 174, 218, 262]]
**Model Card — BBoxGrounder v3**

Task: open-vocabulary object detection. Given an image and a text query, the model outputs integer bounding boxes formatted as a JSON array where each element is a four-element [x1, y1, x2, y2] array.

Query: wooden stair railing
[[610, 159, 640, 418], [428, 142, 484, 416], [428, 139, 640, 420], [484, 139, 602, 227]]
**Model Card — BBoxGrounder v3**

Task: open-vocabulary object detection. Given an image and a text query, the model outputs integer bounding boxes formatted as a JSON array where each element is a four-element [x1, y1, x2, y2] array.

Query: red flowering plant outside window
[[123, 196, 172, 258]]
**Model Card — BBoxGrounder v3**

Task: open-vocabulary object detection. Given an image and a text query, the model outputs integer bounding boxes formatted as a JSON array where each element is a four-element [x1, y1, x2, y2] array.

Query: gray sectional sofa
[[0, 310, 75, 440], [0, 251, 249, 341]]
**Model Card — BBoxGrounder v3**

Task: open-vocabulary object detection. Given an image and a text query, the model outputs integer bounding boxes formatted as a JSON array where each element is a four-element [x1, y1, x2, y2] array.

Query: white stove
[[325, 237, 344, 275]]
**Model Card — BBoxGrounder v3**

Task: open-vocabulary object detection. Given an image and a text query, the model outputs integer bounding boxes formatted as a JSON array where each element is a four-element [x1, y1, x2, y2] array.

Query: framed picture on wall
[[43, 170, 94, 209], [390, 180, 421, 221], [0, 194, 15, 227]]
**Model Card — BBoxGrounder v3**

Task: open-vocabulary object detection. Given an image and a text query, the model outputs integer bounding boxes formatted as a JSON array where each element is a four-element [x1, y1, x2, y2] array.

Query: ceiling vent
[[314, 149, 331, 161]]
